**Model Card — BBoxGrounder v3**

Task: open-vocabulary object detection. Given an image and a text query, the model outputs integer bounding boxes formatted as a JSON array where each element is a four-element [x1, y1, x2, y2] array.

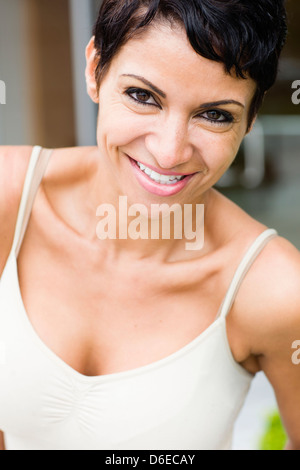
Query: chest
[[16, 236, 227, 377], [0, 278, 251, 450], [0, 256, 252, 449]]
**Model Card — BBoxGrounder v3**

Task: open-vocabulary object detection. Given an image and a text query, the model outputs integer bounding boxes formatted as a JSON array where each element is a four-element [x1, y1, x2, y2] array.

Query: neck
[[88, 151, 212, 262]]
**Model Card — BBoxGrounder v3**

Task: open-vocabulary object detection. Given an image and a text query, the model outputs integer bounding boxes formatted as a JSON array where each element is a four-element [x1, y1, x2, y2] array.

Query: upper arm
[[0, 146, 33, 277], [255, 239, 300, 449], [230, 235, 300, 449], [258, 292, 300, 448], [259, 323, 300, 449]]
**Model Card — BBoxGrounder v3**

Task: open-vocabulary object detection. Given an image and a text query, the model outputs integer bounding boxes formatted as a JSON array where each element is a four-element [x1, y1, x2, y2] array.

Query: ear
[[85, 37, 99, 103]]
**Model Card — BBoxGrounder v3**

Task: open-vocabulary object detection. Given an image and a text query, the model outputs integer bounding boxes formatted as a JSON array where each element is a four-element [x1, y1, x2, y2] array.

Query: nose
[[145, 114, 193, 170]]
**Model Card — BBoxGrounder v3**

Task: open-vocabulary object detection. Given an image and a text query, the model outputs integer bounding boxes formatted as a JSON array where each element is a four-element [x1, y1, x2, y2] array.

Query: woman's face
[[88, 23, 256, 206]]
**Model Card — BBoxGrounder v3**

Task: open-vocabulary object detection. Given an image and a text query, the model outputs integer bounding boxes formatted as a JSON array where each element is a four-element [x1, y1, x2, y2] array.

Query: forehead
[[103, 22, 257, 105]]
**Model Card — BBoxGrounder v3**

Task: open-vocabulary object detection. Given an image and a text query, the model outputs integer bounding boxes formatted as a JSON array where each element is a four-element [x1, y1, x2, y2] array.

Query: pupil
[[137, 91, 149, 102], [208, 110, 222, 120]]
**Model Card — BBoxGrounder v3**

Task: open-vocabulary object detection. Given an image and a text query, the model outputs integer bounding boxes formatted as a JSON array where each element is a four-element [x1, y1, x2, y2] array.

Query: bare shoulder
[[0, 145, 34, 195], [43, 146, 98, 187], [239, 236, 300, 449], [0, 145, 34, 274], [259, 236, 300, 347], [0, 145, 98, 274], [231, 233, 300, 358]]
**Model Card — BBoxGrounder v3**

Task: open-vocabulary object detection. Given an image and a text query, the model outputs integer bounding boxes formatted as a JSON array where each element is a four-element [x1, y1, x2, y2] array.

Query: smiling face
[[86, 22, 257, 206]]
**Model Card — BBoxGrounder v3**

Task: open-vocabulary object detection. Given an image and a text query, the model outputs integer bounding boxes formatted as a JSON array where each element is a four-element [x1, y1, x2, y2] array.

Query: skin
[[0, 22, 300, 450]]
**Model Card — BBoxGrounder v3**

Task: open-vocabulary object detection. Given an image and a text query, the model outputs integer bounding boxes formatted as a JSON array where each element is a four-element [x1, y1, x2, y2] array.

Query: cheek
[[200, 134, 243, 188], [97, 104, 154, 150], [200, 131, 244, 170]]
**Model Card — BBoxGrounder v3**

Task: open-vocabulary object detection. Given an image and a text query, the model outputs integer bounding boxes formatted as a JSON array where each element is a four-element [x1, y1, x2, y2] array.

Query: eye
[[125, 87, 159, 107], [200, 109, 234, 125], [206, 110, 226, 121]]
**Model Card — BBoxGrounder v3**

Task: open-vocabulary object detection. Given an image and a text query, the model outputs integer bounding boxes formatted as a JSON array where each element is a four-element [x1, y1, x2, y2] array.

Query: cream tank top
[[0, 146, 278, 450]]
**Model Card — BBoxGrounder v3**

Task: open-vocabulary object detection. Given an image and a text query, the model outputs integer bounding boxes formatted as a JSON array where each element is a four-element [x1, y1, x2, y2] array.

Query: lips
[[136, 161, 186, 185], [127, 155, 198, 197], [131, 158, 194, 177]]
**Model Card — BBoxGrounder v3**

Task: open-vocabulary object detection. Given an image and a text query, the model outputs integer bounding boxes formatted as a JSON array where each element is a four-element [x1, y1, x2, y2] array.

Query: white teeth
[[136, 161, 185, 185]]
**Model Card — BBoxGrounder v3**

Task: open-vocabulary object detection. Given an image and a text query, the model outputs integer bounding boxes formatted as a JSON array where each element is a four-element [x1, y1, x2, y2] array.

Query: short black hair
[[93, 0, 288, 129]]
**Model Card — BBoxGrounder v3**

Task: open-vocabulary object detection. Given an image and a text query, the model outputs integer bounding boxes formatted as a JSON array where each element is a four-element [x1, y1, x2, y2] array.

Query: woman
[[0, 0, 299, 451]]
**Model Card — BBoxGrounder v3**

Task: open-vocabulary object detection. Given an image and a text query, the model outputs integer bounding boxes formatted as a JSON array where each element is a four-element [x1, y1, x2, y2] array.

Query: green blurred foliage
[[258, 410, 288, 450]]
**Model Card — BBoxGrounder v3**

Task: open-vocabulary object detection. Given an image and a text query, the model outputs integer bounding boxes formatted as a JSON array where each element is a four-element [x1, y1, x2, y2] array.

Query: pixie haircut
[[93, 0, 287, 128]]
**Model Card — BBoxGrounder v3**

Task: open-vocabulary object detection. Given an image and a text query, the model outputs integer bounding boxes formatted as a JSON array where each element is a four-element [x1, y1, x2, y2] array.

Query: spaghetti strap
[[218, 228, 278, 320], [11, 146, 53, 258]]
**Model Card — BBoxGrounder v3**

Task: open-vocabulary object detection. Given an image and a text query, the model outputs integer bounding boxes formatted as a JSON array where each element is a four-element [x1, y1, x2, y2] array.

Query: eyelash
[[124, 87, 234, 126], [199, 110, 234, 126], [125, 87, 159, 107]]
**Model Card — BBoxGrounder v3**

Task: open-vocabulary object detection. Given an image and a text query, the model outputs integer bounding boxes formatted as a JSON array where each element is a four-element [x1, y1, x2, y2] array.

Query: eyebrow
[[121, 74, 244, 108], [200, 100, 245, 109], [121, 74, 167, 99]]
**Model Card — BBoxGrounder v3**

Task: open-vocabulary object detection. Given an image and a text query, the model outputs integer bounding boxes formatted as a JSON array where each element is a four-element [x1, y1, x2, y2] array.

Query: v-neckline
[[10, 252, 236, 384]]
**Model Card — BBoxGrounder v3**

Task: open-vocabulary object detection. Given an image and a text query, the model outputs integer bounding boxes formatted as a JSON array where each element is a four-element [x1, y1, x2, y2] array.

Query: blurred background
[[0, 0, 299, 450]]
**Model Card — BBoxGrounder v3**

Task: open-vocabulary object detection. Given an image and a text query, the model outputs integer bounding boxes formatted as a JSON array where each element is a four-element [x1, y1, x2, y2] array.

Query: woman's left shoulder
[[259, 234, 300, 303], [237, 233, 300, 354]]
